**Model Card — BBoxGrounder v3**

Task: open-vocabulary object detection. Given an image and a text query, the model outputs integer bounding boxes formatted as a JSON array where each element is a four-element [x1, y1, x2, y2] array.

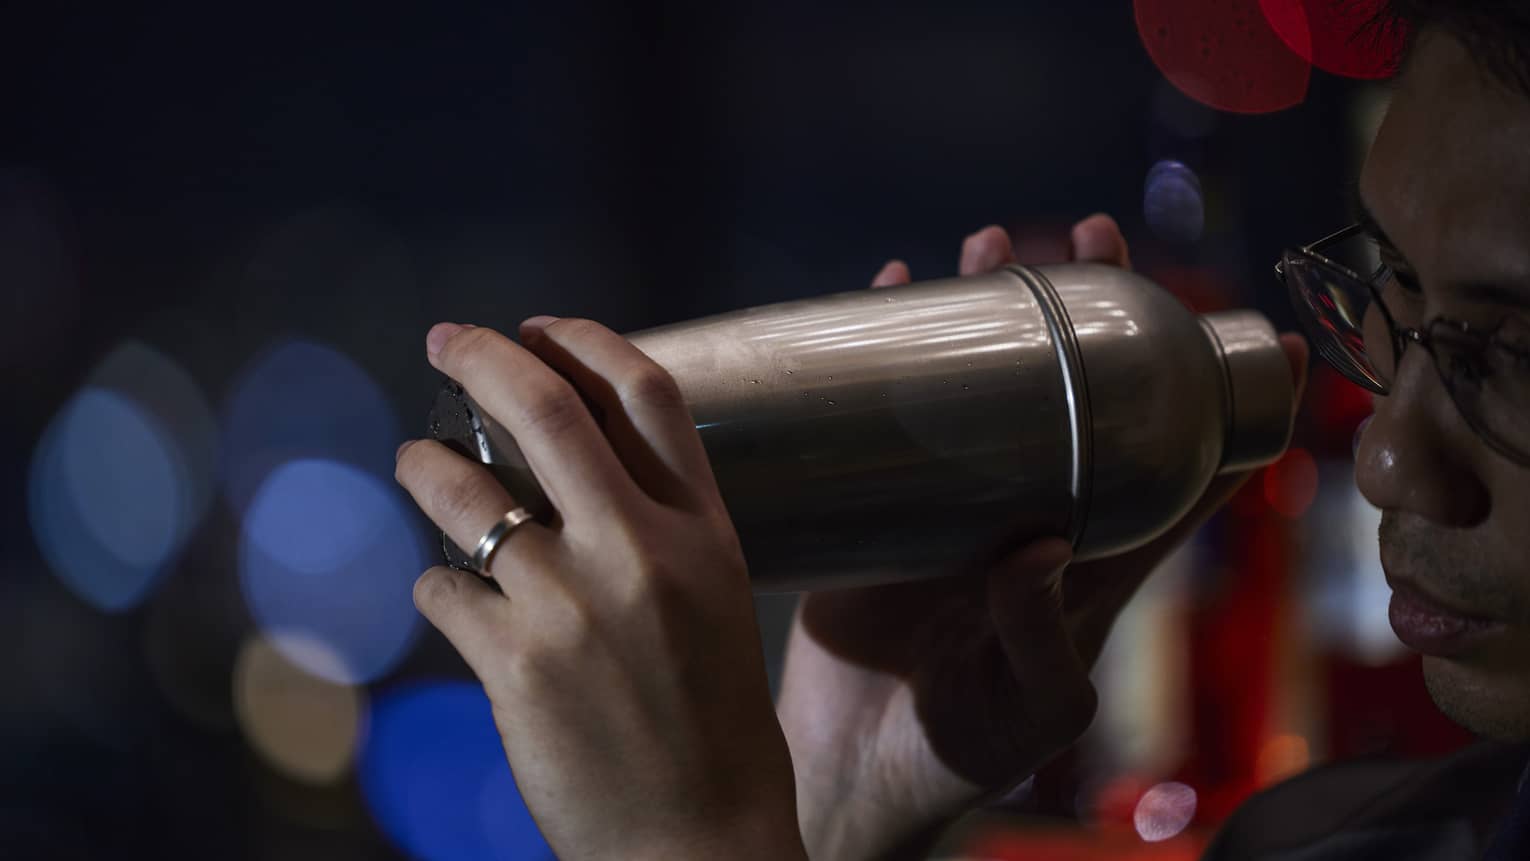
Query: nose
[[1353, 350, 1489, 526]]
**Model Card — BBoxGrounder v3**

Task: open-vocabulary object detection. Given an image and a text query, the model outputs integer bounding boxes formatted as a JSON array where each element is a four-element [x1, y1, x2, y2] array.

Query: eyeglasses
[[1276, 224, 1530, 467]]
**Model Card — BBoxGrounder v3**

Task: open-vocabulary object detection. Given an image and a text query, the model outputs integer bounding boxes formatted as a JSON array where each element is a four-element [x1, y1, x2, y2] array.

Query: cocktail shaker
[[429, 263, 1294, 592]]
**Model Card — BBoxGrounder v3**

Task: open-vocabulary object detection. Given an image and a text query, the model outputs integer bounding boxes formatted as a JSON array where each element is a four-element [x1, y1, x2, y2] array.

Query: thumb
[[986, 538, 1098, 742]]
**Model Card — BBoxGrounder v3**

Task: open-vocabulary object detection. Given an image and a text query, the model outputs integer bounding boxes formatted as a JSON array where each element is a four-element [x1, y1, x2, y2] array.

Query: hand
[[776, 217, 1310, 860], [395, 318, 808, 861]]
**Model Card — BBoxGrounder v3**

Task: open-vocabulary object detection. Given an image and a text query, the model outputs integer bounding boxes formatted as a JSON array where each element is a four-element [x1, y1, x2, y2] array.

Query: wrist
[[632, 816, 808, 861], [794, 780, 945, 861], [794, 765, 1037, 860]]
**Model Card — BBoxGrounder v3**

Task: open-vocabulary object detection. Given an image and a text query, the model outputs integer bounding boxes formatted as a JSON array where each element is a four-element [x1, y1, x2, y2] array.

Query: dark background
[[1, 2, 1373, 858]]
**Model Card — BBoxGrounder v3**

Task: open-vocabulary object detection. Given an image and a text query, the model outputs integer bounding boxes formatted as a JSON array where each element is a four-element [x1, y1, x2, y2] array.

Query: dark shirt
[[1203, 741, 1530, 860]]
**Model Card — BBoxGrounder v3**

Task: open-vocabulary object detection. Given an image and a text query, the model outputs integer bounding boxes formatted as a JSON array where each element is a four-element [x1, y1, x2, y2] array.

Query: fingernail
[[521, 315, 559, 338], [1070, 223, 1106, 261], [426, 323, 465, 357], [396, 439, 415, 460]]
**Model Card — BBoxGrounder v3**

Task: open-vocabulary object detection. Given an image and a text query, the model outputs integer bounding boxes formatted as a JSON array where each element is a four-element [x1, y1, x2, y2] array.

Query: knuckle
[[516, 382, 586, 435], [619, 364, 685, 411], [546, 317, 604, 341], [503, 648, 551, 689], [428, 470, 494, 525], [616, 555, 666, 601], [446, 327, 500, 376], [557, 592, 598, 644], [509, 592, 595, 683], [616, 554, 692, 625]]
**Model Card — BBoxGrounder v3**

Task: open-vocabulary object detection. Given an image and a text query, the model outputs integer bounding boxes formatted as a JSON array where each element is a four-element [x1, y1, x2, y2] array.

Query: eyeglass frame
[[1275, 223, 1530, 467]]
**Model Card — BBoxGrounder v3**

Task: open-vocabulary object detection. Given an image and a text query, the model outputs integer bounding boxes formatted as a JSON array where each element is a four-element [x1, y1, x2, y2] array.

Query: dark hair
[[1381, 0, 1530, 95]]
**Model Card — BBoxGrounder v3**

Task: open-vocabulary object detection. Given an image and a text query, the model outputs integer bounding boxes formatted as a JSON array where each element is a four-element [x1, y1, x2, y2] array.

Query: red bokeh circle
[[1259, 0, 1407, 80], [1135, 0, 1312, 114]]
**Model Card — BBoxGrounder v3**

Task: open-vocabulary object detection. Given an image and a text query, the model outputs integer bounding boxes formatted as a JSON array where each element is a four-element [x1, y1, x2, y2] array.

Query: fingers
[[427, 322, 642, 520], [959, 225, 1017, 275], [395, 438, 556, 589], [870, 259, 912, 288], [1069, 214, 1132, 270], [987, 538, 1098, 740], [518, 315, 718, 511], [412, 565, 508, 674]]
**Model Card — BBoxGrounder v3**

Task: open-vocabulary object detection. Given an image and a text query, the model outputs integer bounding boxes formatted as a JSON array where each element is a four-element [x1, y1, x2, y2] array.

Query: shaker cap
[[1199, 311, 1296, 473]]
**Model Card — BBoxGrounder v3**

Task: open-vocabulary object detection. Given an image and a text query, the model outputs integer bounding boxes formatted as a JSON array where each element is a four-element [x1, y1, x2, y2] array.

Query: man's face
[[1356, 29, 1530, 740]]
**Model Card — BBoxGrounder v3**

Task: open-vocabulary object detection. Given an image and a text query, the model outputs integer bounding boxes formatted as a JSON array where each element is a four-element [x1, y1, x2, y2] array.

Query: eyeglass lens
[[1281, 252, 1391, 393]]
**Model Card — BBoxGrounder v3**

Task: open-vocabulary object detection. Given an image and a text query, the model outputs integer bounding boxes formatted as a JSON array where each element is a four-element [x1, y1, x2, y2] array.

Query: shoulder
[[1202, 741, 1529, 861]]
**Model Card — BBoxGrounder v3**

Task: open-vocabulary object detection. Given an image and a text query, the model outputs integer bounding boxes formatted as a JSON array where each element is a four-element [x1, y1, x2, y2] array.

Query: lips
[[1386, 580, 1504, 658]]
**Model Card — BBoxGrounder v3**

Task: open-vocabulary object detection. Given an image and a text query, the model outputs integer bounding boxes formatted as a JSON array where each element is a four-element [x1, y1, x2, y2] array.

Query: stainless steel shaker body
[[429, 264, 1293, 592]]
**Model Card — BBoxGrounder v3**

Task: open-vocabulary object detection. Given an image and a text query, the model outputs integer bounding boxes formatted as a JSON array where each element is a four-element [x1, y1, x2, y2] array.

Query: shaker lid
[[1199, 311, 1296, 473]]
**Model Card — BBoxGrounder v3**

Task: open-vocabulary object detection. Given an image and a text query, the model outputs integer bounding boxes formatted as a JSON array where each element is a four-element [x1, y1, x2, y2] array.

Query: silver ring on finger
[[471, 506, 537, 572]]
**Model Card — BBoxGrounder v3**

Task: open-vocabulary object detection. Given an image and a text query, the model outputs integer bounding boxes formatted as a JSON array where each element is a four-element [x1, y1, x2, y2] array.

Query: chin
[[1422, 654, 1530, 742]]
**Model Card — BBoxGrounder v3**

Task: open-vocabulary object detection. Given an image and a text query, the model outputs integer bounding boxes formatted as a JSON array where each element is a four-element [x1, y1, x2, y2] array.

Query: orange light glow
[[1256, 733, 1312, 785], [1262, 448, 1319, 519]]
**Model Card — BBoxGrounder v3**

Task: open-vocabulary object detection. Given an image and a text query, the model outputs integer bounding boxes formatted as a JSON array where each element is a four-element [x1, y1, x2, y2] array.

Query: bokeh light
[[1306, 461, 1405, 665], [28, 342, 216, 612], [221, 339, 402, 517], [234, 634, 365, 785], [1143, 160, 1205, 245], [1262, 447, 1319, 519], [1259, 0, 1406, 80], [1256, 733, 1312, 786], [1135, 0, 1311, 114], [1133, 781, 1198, 843], [359, 681, 553, 861], [238, 459, 424, 685]]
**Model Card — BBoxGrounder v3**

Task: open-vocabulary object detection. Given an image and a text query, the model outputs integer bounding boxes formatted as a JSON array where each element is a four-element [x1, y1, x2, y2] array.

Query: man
[[776, 5, 1530, 859], [393, 2, 1530, 858]]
